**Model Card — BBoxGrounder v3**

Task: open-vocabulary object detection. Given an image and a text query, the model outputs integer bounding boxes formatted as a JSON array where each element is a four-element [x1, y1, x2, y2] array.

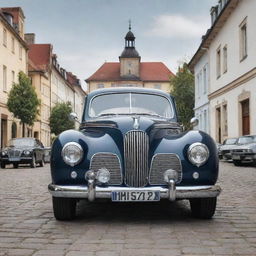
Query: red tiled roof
[[28, 44, 52, 72], [86, 62, 174, 82]]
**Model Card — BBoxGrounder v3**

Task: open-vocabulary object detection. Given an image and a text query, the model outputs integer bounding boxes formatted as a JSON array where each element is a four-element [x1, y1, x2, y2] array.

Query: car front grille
[[149, 153, 182, 185], [8, 149, 22, 158], [124, 130, 149, 187], [90, 153, 122, 185]]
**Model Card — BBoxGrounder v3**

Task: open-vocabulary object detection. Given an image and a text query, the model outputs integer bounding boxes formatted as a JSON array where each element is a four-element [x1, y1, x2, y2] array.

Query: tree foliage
[[170, 63, 195, 130], [7, 71, 40, 136], [49, 102, 75, 135]]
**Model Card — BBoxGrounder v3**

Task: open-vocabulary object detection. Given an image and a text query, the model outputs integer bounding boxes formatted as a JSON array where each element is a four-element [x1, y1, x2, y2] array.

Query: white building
[[189, 0, 255, 143]]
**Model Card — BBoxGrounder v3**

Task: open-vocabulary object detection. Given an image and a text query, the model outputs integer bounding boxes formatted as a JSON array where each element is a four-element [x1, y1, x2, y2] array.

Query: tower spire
[[129, 19, 131, 31]]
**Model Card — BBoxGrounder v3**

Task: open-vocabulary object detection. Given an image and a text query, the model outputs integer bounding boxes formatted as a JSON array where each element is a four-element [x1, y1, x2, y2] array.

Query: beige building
[[86, 26, 174, 93], [0, 7, 27, 148], [27, 35, 86, 146]]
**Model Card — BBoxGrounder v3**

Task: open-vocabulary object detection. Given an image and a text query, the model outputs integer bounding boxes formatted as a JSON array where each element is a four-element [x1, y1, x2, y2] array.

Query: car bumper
[[232, 153, 256, 162], [0, 157, 32, 164], [48, 184, 221, 202]]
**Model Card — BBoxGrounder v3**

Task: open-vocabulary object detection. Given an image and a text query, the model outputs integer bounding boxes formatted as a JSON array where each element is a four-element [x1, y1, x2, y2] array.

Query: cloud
[[146, 14, 209, 39]]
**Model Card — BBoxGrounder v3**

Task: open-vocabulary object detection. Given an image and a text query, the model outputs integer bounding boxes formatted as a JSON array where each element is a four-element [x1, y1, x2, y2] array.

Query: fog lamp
[[164, 169, 179, 183], [97, 168, 110, 184]]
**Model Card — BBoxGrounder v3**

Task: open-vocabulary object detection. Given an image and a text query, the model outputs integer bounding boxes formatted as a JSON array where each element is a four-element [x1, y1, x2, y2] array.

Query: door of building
[[241, 99, 250, 135], [1, 118, 7, 148]]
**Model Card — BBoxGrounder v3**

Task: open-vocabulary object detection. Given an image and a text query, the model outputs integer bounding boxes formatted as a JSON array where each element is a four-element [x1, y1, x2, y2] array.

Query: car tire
[[52, 197, 76, 221], [190, 197, 217, 219], [39, 158, 44, 167], [13, 163, 19, 168], [30, 155, 36, 168], [233, 160, 241, 166], [0, 163, 5, 169]]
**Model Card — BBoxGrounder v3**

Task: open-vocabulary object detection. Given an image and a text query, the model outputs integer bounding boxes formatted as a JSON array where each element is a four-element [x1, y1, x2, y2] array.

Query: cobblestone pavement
[[0, 161, 255, 256]]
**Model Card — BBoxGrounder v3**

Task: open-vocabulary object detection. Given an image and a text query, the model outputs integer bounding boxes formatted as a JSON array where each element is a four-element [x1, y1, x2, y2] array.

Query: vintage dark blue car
[[48, 88, 221, 220]]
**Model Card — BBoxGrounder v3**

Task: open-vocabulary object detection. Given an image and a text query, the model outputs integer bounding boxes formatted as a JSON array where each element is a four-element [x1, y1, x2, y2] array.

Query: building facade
[[27, 36, 86, 146], [0, 7, 27, 148], [189, 0, 255, 143], [86, 26, 174, 93]]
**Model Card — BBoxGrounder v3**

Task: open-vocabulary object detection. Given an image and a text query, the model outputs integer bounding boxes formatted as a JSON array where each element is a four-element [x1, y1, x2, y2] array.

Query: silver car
[[219, 138, 238, 160], [231, 135, 256, 166]]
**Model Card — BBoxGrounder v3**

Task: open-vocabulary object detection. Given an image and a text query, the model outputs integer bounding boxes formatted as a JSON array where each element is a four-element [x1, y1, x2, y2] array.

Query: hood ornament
[[133, 116, 140, 129]]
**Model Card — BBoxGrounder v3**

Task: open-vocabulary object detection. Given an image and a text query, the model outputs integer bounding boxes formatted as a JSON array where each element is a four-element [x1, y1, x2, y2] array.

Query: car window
[[237, 136, 254, 145], [225, 138, 237, 145], [89, 93, 173, 118]]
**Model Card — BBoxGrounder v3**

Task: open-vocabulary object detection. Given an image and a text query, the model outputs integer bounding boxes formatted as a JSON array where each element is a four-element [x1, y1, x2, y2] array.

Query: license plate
[[9, 158, 20, 161], [111, 190, 160, 202], [233, 155, 240, 160]]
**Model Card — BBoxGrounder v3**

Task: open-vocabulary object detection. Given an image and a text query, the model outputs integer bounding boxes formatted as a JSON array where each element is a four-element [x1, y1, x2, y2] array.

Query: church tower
[[119, 22, 141, 79]]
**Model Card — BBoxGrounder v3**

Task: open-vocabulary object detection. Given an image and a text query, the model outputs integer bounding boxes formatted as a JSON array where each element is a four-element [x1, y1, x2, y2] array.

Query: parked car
[[231, 135, 256, 166], [218, 137, 238, 160], [48, 88, 221, 220], [44, 147, 51, 163], [0, 137, 45, 168]]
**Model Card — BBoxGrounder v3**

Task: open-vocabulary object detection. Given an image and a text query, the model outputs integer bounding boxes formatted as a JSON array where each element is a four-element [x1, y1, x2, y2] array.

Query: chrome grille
[[124, 131, 149, 187], [8, 149, 22, 158], [90, 153, 122, 185], [149, 153, 182, 185]]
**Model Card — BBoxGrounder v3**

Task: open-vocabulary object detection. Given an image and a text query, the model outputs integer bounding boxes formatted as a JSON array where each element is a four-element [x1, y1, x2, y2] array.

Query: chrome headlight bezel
[[188, 142, 209, 167], [61, 142, 83, 167]]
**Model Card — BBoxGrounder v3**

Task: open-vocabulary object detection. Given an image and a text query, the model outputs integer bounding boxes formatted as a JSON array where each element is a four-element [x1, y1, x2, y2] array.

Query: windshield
[[89, 93, 173, 118], [237, 136, 255, 145], [8, 138, 35, 148], [224, 138, 237, 145]]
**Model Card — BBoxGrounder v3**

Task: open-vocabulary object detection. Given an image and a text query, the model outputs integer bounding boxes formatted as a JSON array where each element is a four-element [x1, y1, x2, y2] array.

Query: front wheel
[[30, 155, 36, 168], [39, 158, 44, 167], [233, 160, 241, 166], [0, 163, 5, 169], [52, 197, 76, 221], [190, 197, 217, 219]]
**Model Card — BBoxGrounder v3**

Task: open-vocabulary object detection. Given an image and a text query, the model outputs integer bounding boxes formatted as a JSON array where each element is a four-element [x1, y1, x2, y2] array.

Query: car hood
[[81, 116, 181, 135], [219, 144, 237, 151], [2, 146, 33, 151], [234, 143, 256, 150]]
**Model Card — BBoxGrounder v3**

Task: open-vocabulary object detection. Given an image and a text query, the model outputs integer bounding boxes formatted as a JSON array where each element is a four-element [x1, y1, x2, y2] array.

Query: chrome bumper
[[48, 184, 221, 202]]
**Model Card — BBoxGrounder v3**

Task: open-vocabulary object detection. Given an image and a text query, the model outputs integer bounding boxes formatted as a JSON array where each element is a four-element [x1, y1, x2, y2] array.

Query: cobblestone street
[[0, 161, 255, 256]]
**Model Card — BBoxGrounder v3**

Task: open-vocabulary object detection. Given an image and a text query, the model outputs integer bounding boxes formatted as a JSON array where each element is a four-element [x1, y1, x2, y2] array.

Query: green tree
[[49, 102, 75, 135], [170, 63, 195, 130], [7, 71, 40, 137]]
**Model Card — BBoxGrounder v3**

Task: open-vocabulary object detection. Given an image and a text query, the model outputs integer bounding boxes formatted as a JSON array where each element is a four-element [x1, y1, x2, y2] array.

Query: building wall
[[208, 0, 256, 142], [51, 69, 75, 108], [194, 53, 210, 133], [120, 58, 140, 77], [88, 81, 171, 94], [30, 72, 51, 147], [0, 18, 27, 147]]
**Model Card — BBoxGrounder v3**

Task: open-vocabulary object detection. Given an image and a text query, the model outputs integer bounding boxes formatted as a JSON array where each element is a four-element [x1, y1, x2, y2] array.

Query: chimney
[[25, 33, 35, 44]]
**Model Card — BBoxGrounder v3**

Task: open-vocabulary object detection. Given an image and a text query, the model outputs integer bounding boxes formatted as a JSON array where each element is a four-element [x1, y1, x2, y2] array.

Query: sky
[[0, 0, 217, 90]]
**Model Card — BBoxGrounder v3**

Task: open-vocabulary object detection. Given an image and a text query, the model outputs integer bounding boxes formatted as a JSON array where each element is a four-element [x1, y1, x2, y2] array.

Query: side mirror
[[69, 112, 80, 124], [190, 117, 199, 128]]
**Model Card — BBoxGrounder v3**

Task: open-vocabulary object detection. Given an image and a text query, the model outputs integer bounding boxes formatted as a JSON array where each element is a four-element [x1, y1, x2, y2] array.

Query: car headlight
[[96, 168, 110, 184], [62, 142, 83, 166], [188, 142, 209, 167], [1, 150, 7, 156], [23, 150, 32, 156]]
